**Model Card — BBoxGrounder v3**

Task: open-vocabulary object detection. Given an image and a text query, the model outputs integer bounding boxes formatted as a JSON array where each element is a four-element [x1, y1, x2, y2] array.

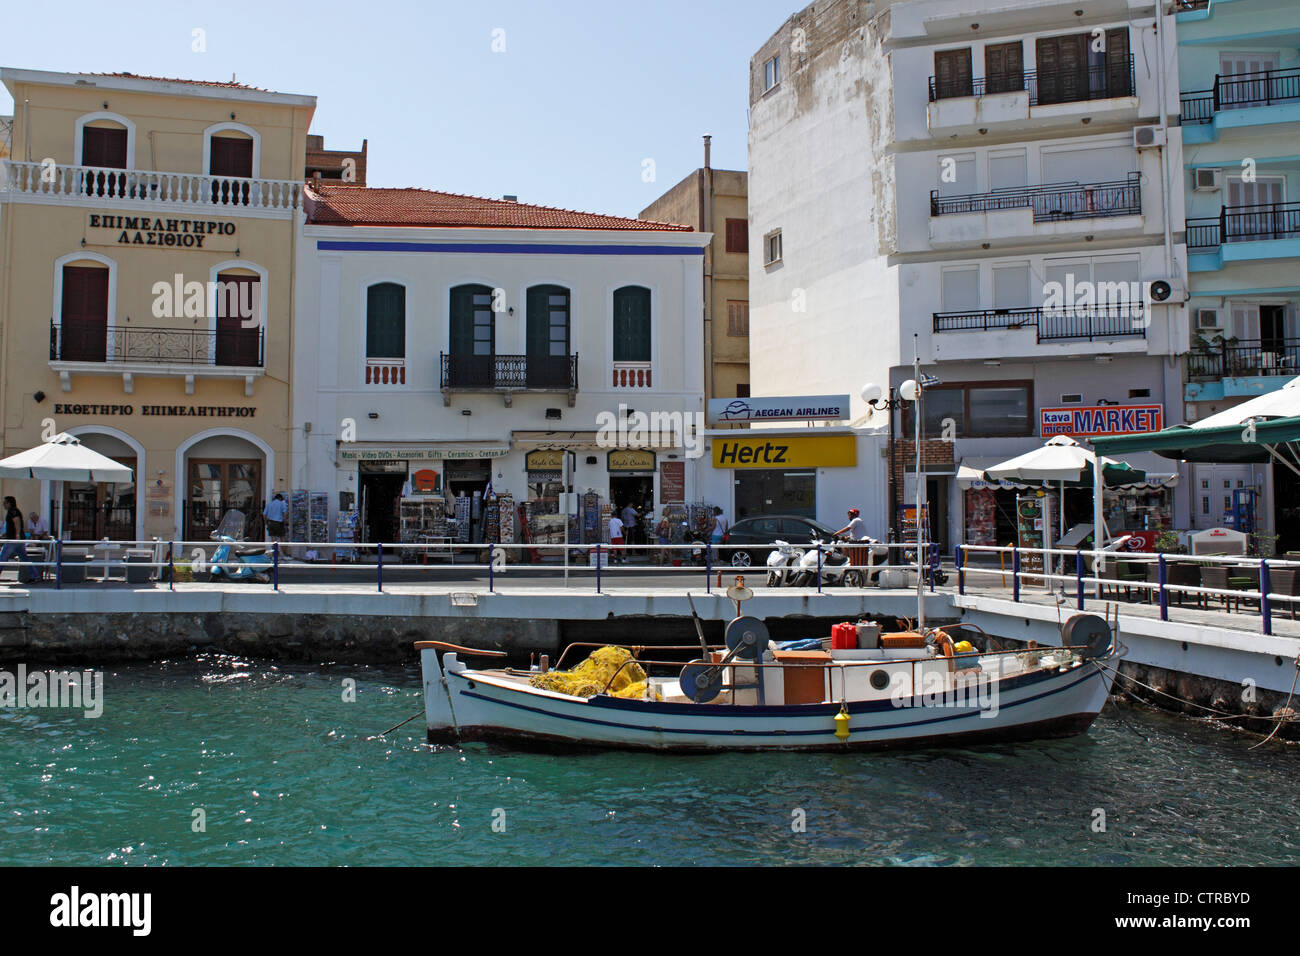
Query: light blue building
[[1176, 0, 1300, 544]]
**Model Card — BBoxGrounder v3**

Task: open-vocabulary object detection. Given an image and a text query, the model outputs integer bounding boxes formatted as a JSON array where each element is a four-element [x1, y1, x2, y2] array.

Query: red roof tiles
[[85, 72, 270, 91], [303, 183, 693, 232]]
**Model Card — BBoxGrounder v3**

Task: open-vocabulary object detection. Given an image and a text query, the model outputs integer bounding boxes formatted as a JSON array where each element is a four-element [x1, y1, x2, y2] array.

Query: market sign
[[608, 449, 656, 472], [707, 395, 850, 425], [712, 434, 856, 469], [338, 446, 510, 462], [1040, 405, 1163, 438], [525, 449, 567, 472]]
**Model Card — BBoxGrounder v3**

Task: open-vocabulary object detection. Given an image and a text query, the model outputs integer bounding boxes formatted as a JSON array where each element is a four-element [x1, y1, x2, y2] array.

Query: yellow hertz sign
[[713, 435, 857, 469]]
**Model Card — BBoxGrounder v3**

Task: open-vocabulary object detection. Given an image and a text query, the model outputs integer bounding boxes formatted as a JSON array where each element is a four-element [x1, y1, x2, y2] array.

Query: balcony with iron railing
[[49, 320, 265, 394], [439, 352, 578, 406], [2, 160, 302, 213], [1181, 69, 1300, 125], [928, 174, 1143, 248], [1187, 339, 1300, 380], [1187, 202, 1300, 249], [927, 56, 1137, 134], [933, 304, 1148, 344]]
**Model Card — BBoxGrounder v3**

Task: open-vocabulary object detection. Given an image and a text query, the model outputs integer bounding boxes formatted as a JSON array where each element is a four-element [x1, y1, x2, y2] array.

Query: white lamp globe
[[860, 383, 883, 405], [900, 379, 920, 402]]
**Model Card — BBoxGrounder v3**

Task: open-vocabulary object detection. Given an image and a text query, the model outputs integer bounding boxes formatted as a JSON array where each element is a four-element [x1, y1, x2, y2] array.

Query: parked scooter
[[790, 536, 858, 587], [765, 540, 806, 587], [208, 510, 273, 584]]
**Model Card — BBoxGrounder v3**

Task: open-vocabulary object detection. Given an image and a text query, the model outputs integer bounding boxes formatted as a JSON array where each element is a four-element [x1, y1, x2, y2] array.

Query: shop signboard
[[707, 395, 850, 425], [608, 449, 656, 473], [525, 449, 566, 472], [338, 446, 510, 462], [1040, 405, 1163, 438], [1122, 531, 1157, 553], [712, 434, 856, 469], [659, 461, 685, 503]]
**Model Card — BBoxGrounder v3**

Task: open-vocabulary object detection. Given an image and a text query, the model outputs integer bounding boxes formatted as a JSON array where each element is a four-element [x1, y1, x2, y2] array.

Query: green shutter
[[613, 286, 650, 361], [450, 284, 492, 356], [527, 285, 568, 356], [366, 283, 405, 358]]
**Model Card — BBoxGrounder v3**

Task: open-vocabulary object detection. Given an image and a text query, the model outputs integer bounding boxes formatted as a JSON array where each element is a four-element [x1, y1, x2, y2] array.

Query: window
[[985, 41, 1024, 95], [727, 300, 749, 336], [941, 266, 980, 312], [215, 273, 261, 367], [59, 264, 110, 362], [737, 383, 750, 398], [937, 154, 976, 198], [763, 55, 781, 92], [613, 286, 651, 361], [764, 230, 782, 266], [988, 149, 1028, 191], [210, 136, 253, 178], [1035, 29, 1130, 105], [527, 284, 572, 388], [934, 48, 973, 99], [1129, 388, 1151, 399], [81, 125, 127, 196], [904, 382, 1033, 438], [725, 219, 748, 254], [366, 283, 406, 358], [1061, 393, 1083, 404], [448, 284, 494, 388], [992, 263, 1030, 309]]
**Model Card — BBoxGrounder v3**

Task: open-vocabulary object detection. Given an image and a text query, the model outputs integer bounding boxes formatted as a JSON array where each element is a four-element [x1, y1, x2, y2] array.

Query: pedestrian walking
[[1, 497, 34, 584]]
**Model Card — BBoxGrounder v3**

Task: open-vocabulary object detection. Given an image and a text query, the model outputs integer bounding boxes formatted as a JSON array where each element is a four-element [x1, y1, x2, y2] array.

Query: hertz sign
[[713, 435, 857, 469]]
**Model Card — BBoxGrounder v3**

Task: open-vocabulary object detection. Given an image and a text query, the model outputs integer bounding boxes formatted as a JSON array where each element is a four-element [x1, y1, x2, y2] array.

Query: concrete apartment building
[[748, 0, 1191, 552], [640, 137, 750, 400], [1175, 0, 1300, 546]]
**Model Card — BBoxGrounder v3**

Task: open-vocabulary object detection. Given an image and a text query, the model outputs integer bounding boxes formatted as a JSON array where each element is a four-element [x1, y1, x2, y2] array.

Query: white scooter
[[765, 540, 806, 587], [790, 536, 858, 587]]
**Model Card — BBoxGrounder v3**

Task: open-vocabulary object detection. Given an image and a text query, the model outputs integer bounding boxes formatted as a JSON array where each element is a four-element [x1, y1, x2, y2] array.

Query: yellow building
[[640, 137, 749, 401], [0, 68, 315, 542]]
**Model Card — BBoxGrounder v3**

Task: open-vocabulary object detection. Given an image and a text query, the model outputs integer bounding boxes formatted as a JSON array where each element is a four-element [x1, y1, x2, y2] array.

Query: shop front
[[711, 432, 858, 522], [608, 449, 656, 521]]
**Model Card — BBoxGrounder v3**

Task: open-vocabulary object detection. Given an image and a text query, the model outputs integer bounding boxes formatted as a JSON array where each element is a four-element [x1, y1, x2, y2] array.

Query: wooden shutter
[[613, 286, 652, 360], [215, 274, 261, 367], [82, 126, 127, 168], [1105, 28, 1131, 97], [527, 286, 569, 388], [726, 300, 749, 336], [210, 136, 253, 177], [60, 266, 109, 362], [725, 219, 748, 253], [365, 283, 405, 358], [985, 42, 1023, 94], [934, 48, 973, 99]]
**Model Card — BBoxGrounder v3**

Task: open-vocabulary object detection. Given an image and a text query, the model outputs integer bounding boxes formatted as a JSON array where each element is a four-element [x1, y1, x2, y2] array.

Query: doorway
[[63, 458, 136, 541], [360, 469, 406, 543], [926, 477, 951, 553], [610, 475, 655, 543]]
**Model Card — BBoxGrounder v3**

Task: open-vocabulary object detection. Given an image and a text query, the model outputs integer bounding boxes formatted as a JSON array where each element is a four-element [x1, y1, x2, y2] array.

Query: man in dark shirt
[[0, 496, 34, 584]]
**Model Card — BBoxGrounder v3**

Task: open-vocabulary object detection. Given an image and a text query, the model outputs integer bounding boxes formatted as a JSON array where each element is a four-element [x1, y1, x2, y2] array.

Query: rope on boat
[[369, 712, 423, 740]]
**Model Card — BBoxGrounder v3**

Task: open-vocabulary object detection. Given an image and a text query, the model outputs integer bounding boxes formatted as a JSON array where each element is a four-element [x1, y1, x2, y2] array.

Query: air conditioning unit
[[1134, 125, 1166, 149], [1148, 278, 1188, 304], [1195, 307, 1221, 330], [1193, 168, 1222, 192]]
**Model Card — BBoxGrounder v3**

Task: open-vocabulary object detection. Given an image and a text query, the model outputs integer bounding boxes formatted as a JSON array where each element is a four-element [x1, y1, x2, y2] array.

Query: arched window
[[527, 284, 571, 388], [447, 284, 495, 388], [613, 286, 651, 361], [58, 261, 111, 362], [367, 283, 406, 358], [365, 282, 406, 385]]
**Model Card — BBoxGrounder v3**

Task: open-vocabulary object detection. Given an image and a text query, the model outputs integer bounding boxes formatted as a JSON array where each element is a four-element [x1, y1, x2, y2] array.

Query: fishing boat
[[416, 584, 1119, 752]]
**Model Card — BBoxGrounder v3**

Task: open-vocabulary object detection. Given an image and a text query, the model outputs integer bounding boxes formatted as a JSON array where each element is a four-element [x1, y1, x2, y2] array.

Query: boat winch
[[679, 615, 771, 703], [1061, 613, 1112, 660]]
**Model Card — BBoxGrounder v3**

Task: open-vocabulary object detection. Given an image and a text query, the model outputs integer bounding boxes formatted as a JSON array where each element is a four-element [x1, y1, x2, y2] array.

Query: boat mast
[[912, 338, 926, 633]]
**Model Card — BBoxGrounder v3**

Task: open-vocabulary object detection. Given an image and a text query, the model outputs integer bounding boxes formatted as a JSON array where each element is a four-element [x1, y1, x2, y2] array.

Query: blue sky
[[4, 0, 797, 218]]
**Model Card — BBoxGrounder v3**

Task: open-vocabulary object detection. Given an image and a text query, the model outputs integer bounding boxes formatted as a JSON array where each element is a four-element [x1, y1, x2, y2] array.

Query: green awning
[[1091, 415, 1300, 462]]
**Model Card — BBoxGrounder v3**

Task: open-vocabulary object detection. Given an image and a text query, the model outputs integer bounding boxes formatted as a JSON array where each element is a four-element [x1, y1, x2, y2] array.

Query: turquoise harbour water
[[1, 655, 1297, 867]]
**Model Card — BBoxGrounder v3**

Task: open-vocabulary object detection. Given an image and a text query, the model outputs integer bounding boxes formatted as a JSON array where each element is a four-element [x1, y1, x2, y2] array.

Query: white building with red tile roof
[[292, 183, 711, 547]]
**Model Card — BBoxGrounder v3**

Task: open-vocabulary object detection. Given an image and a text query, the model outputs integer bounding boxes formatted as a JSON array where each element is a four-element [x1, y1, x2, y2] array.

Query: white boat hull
[[420, 648, 1117, 752]]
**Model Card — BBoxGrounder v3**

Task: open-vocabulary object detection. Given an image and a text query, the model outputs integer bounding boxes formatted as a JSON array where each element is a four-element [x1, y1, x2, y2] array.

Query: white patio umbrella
[[1192, 375, 1300, 430], [984, 436, 1143, 544], [0, 433, 134, 537]]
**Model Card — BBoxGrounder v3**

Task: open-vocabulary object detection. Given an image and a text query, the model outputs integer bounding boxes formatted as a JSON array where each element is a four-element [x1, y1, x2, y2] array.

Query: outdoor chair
[[1269, 568, 1300, 620], [1164, 560, 1204, 608], [1115, 560, 1150, 602], [1199, 565, 1242, 613]]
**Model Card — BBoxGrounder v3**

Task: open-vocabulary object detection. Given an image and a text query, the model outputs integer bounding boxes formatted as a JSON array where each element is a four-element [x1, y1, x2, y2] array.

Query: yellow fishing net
[[530, 646, 648, 699]]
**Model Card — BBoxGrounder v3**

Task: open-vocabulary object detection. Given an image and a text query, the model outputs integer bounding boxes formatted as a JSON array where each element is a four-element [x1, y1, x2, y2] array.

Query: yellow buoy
[[834, 702, 851, 742]]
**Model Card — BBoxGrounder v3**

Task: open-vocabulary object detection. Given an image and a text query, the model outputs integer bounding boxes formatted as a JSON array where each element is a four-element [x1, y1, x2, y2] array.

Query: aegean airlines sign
[[707, 395, 849, 425]]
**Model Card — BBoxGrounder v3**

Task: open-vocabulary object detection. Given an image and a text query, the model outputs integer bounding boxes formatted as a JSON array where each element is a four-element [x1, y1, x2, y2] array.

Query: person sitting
[[26, 511, 50, 539]]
